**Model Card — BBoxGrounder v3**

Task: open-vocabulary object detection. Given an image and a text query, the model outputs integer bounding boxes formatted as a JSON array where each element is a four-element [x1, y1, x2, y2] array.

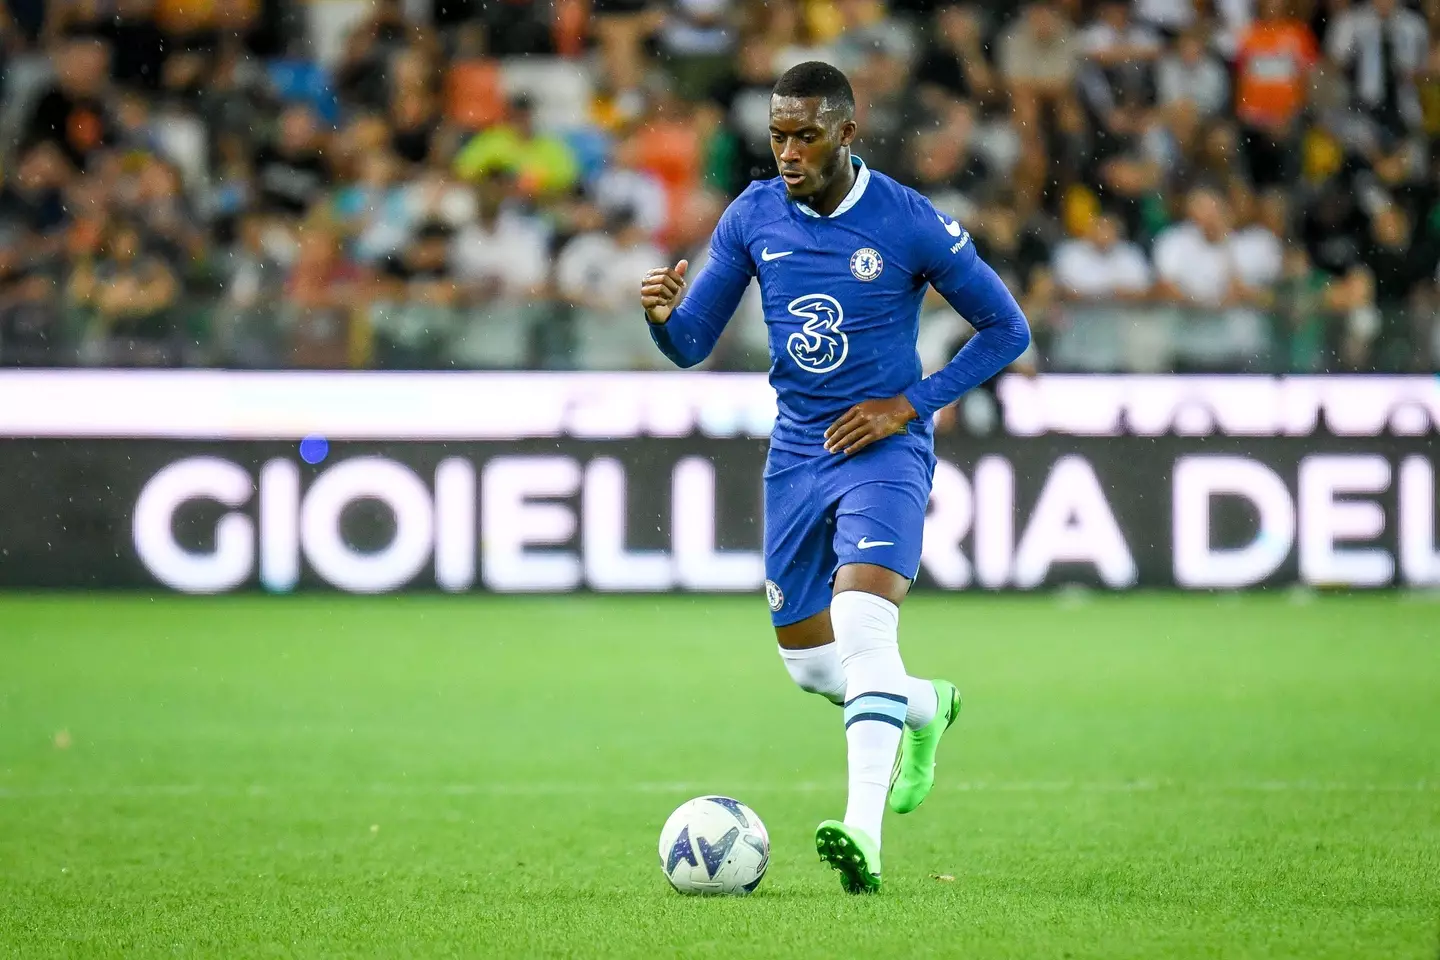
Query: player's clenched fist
[[640, 260, 689, 325], [823, 396, 918, 455]]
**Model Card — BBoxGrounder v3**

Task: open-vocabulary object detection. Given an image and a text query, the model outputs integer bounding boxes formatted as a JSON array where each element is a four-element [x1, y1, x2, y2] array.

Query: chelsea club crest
[[765, 579, 784, 612], [849, 248, 883, 281]]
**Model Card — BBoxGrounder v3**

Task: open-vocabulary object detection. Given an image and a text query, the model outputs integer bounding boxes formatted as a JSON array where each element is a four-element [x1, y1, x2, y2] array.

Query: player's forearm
[[906, 262, 1031, 419], [903, 315, 1029, 419], [647, 314, 712, 369], [646, 258, 749, 369]]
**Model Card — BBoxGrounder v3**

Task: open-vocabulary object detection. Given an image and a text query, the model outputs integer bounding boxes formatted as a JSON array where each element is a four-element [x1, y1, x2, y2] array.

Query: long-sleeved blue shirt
[[650, 157, 1030, 455]]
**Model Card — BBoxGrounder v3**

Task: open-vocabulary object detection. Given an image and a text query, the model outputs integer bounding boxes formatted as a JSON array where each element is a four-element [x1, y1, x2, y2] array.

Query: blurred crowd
[[2, 0, 1440, 373]]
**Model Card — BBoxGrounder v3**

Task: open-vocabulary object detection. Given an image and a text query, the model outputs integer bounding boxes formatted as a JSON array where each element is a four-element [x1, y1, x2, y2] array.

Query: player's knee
[[777, 644, 846, 704], [793, 669, 843, 702]]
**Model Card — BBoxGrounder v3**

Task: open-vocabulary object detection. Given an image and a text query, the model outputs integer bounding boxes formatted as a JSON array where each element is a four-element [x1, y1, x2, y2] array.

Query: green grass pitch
[[1, 592, 1437, 958]]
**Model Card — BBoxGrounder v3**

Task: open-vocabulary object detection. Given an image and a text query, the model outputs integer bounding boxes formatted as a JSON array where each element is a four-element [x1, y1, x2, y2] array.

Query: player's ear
[[838, 120, 857, 147]]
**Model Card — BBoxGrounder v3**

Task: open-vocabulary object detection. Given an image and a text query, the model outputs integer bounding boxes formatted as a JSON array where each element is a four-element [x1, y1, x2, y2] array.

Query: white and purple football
[[658, 796, 770, 895]]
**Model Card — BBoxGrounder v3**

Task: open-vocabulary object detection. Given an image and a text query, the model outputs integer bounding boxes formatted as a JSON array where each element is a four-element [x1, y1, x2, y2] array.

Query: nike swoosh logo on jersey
[[936, 214, 963, 237], [857, 537, 894, 550], [761, 248, 794, 261]]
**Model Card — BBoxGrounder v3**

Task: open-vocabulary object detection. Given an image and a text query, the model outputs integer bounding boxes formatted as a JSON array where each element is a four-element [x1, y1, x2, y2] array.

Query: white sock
[[831, 590, 910, 849], [905, 677, 938, 730], [778, 643, 846, 705]]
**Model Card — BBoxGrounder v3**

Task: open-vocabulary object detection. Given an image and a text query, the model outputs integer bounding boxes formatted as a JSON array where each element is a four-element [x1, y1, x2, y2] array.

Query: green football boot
[[815, 820, 882, 894], [888, 680, 962, 814]]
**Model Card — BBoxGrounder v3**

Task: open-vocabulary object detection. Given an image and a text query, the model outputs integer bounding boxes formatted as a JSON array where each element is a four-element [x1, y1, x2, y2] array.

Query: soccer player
[[639, 61, 1031, 894]]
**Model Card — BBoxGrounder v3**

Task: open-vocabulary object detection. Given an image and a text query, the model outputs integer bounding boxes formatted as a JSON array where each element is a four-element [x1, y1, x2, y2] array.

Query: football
[[658, 796, 771, 896]]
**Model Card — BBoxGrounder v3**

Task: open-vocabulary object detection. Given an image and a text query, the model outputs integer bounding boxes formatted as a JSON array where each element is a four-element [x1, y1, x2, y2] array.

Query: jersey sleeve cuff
[[902, 384, 941, 422], [648, 310, 712, 368]]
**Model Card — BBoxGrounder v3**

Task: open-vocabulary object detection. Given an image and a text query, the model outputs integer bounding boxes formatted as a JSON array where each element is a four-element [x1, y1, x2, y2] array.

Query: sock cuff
[[830, 590, 899, 624]]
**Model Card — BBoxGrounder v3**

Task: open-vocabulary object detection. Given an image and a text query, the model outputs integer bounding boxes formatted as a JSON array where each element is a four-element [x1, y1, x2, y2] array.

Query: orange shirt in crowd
[[624, 121, 702, 244], [444, 60, 505, 131], [629, 121, 701, 197], [1234, 19, 1319, 129]]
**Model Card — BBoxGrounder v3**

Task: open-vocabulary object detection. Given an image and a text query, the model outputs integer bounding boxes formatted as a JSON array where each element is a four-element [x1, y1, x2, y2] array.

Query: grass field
[[0, 592, 1437, 959]]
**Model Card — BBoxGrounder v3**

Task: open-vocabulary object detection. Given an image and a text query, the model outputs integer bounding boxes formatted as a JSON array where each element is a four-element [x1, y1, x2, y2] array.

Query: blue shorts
[[762, 436, 936, 627]]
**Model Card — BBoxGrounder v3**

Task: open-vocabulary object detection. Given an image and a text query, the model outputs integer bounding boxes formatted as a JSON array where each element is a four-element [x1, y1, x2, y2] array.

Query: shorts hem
[[832, 556, 920, 586]]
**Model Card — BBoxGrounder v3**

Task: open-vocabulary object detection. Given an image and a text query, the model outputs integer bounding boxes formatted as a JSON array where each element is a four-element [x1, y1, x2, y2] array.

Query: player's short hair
[[772, 61, 855, 120]]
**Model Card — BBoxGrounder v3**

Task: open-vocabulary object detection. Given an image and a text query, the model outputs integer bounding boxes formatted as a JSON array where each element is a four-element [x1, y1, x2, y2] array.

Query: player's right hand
[[640, 260, 689, 325]]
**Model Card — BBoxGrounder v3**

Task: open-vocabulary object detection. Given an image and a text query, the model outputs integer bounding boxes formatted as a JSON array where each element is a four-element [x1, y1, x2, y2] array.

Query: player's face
[[769, 96, 856, 201]]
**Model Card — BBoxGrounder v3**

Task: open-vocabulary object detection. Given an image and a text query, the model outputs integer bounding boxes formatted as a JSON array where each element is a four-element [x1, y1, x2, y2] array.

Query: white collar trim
[[796, 156, 869, 219]]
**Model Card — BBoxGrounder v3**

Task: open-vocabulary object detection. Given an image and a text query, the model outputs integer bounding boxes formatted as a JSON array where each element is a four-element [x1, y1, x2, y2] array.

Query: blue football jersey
[[650, 157, 1030, 455]]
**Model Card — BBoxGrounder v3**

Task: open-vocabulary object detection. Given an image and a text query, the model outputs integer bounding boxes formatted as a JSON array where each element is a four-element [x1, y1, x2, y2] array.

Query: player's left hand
[[824, 396, 918, 455]]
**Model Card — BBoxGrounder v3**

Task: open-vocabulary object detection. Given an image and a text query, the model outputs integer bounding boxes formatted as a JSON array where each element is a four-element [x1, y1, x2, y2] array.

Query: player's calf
[[831, 589, 910, 849]]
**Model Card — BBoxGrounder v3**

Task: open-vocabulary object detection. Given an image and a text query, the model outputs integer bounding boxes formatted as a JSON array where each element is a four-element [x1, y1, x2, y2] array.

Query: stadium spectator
[[1001, 2, 1081, 130], [332, 150, 407, 263], [1362, 203, 1438, 365], [590, 147, 671, 239], [857, 40, 916, 173], [443, 24, 506, 132], [1, 141, 69, 236], [1095, 99, 1200, 234], [283, 222, 368, 368], [906, 99, 994, 222], [201, 45, 278, 164], [1230, 187, 1288, 289], [368, 217, 460, 367], [913, 3, 999, 115], [334, 0, 414, 112], [1326, 0, 1429, 137], [1274, 244, 1339, 372], [0, 227, 66, 365], [1151, 184, 1281, 370], [1077, 0, 1162, 126], [24, 37, 115, 171], [1232, 0, 1319, 187], [1153, 185, 1273, 309], [716, 36, 783, 189], [381, 220, 456, 308], [969, 197, 1058, 332], [589, 0, 661, 115], [1001, 2, 1085, 210], [558, 206, 666, 368], [386, 47, 442, 166], [616, 85, 706, 235], [451, 173, 552, 301], [656, 0, 738, 102], [212, 211, 287, 367], [557, 206, 663, 312], [1156, 26, 1229, 119], [67, 220, 181, 366], [1303, 178, 1371, 279], [253, 104, 330, 218], [1051, 212, 1153, 302], [453, 94, 580, 198]]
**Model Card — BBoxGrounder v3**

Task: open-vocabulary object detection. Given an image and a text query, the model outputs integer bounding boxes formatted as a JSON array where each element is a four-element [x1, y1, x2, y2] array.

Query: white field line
[[0, 780, 1434, 800]]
